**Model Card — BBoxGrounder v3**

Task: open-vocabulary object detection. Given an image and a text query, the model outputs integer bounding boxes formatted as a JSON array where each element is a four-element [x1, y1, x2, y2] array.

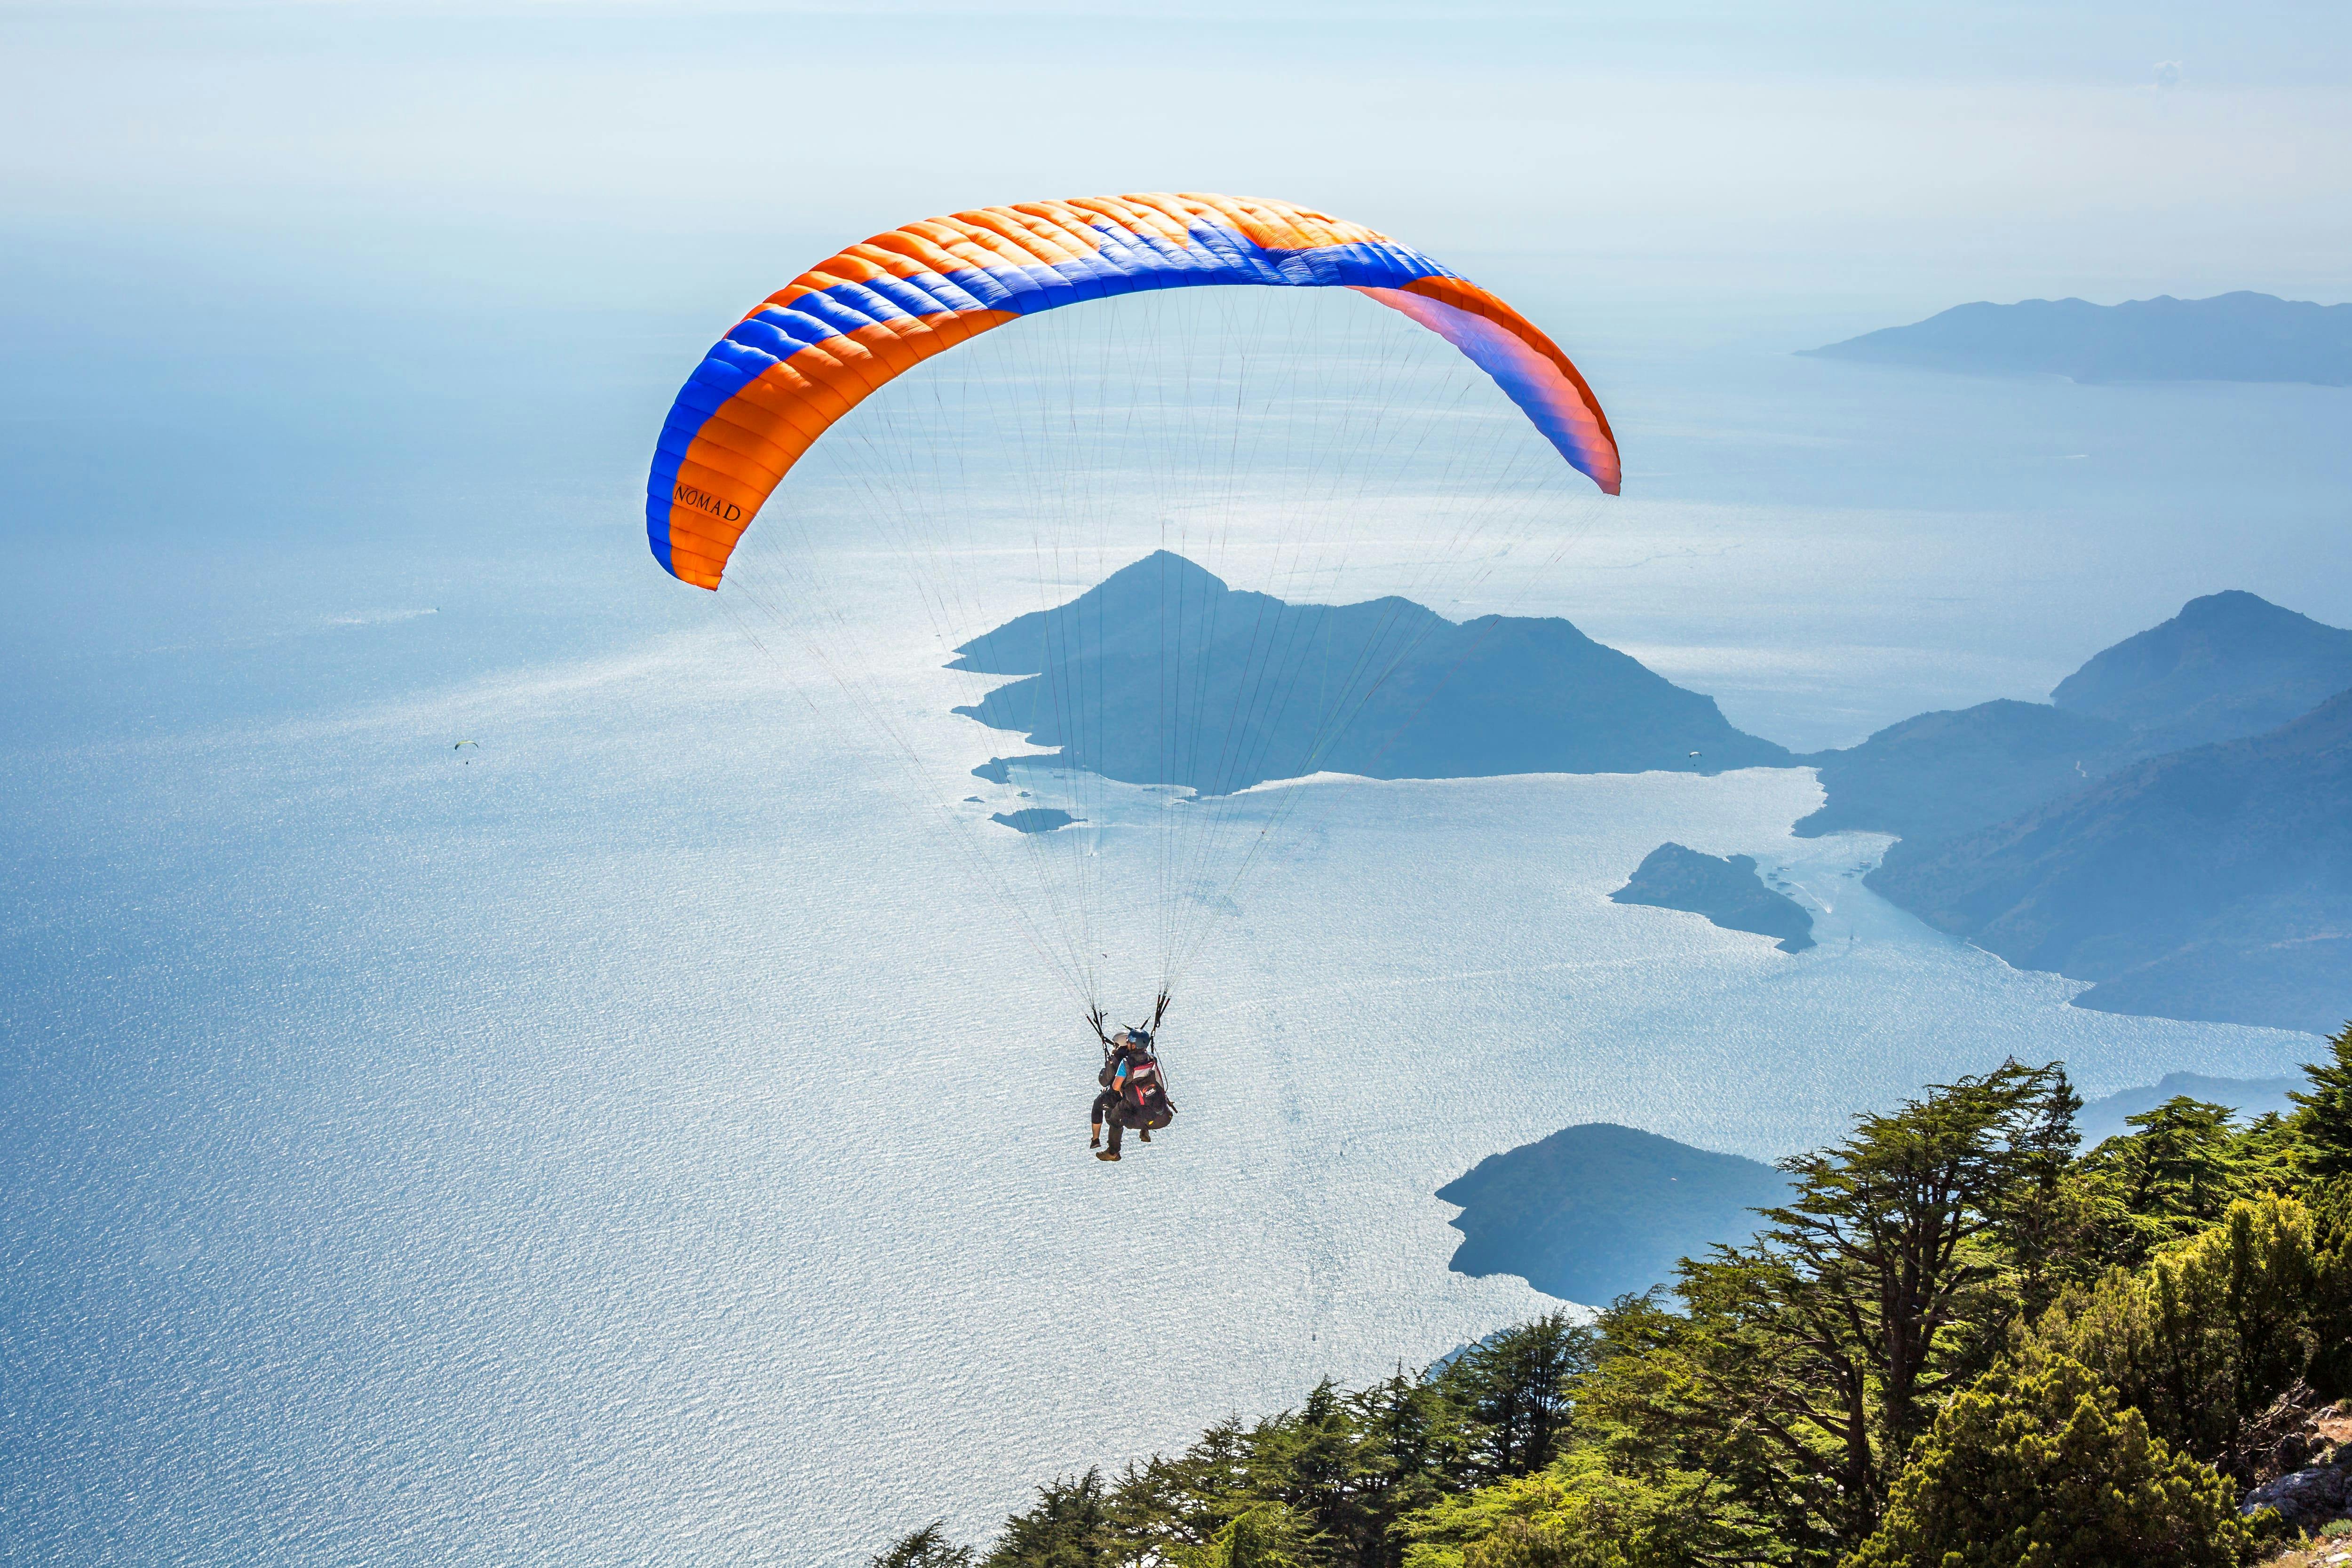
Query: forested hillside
[[881, 1022, 2352, 1568]]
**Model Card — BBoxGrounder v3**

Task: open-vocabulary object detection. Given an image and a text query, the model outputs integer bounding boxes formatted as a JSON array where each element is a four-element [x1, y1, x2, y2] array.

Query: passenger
[[1094, 1029, 1172, 1162], [1090, 1029, 1144, 1156]]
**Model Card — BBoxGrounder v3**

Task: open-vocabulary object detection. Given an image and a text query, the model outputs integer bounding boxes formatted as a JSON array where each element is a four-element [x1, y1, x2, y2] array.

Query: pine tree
[[2073, 1096, 2260, 1263], [873, 1522, 976, 1568], [2290, 1021, 2352, 1179], [1760, 1060, 2078, 1519], [983, 1471, 1112, 1568], [2029, 1192, 2320, 1464], [1398, 1451, 1697, 1568], [1844, 1354, 2243, 1568], [1994, 1064, 2087, 1321], [1198, 1503, 1311, 1568], [1430, 1315, 1597, 1483]]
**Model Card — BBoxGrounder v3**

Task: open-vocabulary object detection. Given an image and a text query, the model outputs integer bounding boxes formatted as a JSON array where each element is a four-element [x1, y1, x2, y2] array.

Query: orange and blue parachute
[[646, 192, 1621, 589]]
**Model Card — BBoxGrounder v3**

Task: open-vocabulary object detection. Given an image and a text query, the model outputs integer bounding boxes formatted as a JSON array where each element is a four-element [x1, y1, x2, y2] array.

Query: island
[[1609, 842, 1815, 953], [1801, 291, 2352, 386], [948, 551, 1790, 795], [1438, 1124, 1791, 1304], [990, 808, 1081, 834]]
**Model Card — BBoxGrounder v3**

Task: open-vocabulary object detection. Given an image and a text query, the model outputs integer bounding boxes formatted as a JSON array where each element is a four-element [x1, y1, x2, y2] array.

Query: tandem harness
[[1091, 993, 1177, 1127]]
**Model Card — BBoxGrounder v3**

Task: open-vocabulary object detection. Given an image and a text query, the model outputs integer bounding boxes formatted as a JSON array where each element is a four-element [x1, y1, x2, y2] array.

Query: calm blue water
[[4, 242, 2349, 1563]]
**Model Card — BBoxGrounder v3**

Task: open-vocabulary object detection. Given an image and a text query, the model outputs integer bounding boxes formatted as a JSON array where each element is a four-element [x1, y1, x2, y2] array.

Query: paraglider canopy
[[647, 192, 1620, 590]]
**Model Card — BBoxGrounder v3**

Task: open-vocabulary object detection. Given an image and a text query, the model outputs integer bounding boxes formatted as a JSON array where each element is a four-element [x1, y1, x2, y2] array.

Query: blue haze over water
[[7, 7, 2352, 1562]]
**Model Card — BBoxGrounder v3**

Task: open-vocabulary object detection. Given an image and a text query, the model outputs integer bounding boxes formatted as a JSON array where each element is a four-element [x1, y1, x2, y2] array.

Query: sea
[[4, 254, 2349, 1564]]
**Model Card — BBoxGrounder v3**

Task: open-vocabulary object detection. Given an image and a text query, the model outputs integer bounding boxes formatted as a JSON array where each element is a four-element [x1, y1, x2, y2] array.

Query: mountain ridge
[[951, 551, 1791, 793], [1868, 689, 2352, 1035], [1801, 291, 2352, 386], [1800, 589, 2352, 1033], [1796, 590, 2352, 850], [2052, 589, 2352, 753]]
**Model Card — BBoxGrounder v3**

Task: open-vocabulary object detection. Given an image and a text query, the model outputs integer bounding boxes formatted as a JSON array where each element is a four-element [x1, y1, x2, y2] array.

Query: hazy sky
[[5, 0, 2350, 339]]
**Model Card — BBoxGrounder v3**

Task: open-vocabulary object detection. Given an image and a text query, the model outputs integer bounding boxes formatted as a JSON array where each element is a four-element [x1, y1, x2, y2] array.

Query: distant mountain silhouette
[[1611, 842, 1815, 952], [1796, 592, 2352, 849], [1869, 690, 2352, 1035], [950, 551, 1789, 793], [1802, 292, 2352, 386], [1439, 1124, 1790, 1304], [2052, 590, 2352, 754]]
